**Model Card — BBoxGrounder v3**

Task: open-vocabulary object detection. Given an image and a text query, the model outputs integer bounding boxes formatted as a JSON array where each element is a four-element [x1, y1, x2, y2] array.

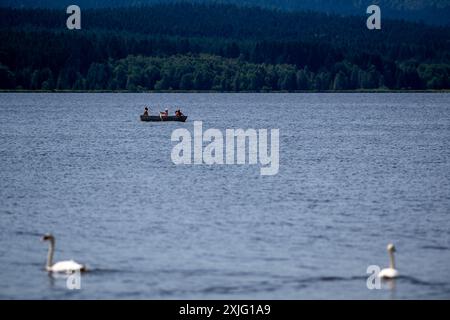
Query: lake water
[[0, 93, 449, 299]]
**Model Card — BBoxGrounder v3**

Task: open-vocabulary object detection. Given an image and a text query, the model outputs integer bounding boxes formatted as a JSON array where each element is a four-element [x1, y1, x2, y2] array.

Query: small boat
[[140, 115, 187, 122]]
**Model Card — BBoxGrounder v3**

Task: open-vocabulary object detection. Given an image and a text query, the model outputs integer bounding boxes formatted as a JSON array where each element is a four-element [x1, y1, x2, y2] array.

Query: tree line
[[0, 3, 449, 91], [2, 54, 448, 91]]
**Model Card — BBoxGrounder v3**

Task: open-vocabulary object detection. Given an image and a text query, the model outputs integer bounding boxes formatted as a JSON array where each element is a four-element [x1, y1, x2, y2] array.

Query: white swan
[[378, 243, 399, 279], [42, 234, 86, 273]]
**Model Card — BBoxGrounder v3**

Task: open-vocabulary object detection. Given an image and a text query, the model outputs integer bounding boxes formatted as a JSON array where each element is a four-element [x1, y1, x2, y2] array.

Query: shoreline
[[1, 90, 449, 94]]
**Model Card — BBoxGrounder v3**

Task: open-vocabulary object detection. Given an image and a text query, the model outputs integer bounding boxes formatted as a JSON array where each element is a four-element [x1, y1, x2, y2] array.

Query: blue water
[[0, 93, 449, 299]]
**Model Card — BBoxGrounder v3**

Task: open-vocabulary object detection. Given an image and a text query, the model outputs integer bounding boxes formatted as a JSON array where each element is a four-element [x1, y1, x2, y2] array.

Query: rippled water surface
[[0, 93, 449, 299]]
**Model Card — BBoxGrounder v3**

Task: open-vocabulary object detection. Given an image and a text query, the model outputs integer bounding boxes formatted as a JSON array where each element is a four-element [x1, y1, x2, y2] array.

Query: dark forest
[[0, 3, 449, 91]]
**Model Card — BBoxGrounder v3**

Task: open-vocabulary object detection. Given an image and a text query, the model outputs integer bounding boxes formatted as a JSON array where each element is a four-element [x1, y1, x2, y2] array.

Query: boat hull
[[140, 115, 187, 122]]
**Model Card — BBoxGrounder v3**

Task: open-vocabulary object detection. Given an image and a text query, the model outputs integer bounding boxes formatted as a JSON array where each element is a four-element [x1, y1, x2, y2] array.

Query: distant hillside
[[1, 0, 449, 25], [0, 3, 449, 91]]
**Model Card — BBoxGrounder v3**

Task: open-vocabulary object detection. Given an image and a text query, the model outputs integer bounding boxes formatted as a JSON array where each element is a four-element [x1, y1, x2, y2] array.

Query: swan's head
[[387, 243, 396, 253], [42, 233, 55, 242]]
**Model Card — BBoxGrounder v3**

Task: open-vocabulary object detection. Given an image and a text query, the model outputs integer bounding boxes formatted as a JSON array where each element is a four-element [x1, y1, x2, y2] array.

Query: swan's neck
[[46, 239, 55, 269], [389, 251, 396, 269]]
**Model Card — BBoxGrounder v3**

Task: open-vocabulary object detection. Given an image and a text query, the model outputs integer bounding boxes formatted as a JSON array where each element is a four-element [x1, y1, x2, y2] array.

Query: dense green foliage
[[0, 3, 449, 91]]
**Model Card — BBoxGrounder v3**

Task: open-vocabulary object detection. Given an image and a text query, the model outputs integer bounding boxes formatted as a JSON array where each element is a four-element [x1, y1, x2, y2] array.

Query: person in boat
[[143, 107, 149, 116], [175, 109, 184, 117], [160, 109, 169, 117]]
